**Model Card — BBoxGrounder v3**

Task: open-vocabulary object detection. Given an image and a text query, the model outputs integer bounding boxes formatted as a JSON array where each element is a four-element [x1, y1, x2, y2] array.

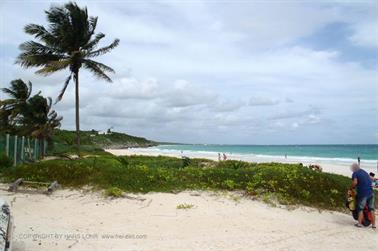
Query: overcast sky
[[0, 0, 377, 144]]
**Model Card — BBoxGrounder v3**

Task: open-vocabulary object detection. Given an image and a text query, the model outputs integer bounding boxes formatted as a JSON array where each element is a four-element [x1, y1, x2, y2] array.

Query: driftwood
[[8, 178, 59, 194], [47, 181, 59, 194], [123, 194, 146, 201], [8, 178, 24, 192]]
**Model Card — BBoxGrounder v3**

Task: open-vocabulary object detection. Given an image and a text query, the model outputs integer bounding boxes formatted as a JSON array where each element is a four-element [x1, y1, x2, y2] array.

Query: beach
[[1, 185, 377, 251], [106, 148, 378, 177]]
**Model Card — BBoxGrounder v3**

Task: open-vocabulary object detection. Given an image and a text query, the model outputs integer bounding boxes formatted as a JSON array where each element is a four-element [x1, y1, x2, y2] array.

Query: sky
[[0, 0, 377, 144]]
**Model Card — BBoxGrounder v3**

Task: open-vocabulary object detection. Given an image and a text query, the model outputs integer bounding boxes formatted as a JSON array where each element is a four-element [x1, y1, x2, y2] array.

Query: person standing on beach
[[357, 156, 360, 166], [218, 153, 221, 162], [223, 153, 227, 161], [350, 163, 376, 229]]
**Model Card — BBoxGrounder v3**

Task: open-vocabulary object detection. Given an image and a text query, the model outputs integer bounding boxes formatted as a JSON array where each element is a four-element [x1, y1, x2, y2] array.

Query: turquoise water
[[156, 144, 378, 161]]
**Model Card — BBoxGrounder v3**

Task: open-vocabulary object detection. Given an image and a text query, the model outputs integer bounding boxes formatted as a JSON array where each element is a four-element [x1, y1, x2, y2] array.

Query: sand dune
[[0, 185, 376, 251]]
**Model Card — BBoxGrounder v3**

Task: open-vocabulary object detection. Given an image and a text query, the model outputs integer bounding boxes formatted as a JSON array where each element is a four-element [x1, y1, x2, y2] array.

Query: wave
[[149, 146, 378, 166]]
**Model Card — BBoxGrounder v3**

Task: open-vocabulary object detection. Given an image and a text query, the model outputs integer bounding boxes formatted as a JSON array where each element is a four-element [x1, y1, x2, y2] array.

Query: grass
[[0, 154, 371, 211], [177, 203, 194, 209]]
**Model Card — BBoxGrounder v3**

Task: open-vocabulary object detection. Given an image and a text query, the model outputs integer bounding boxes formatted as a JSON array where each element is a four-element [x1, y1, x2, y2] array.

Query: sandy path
[[0, 185, 376, 251]]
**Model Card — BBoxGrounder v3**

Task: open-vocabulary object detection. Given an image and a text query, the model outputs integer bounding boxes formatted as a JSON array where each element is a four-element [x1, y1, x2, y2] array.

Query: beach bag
[[351, 205, 372, 227]]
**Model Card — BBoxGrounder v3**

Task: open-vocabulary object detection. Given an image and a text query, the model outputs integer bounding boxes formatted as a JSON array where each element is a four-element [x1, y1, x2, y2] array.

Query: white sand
[[2, 149, 377, 250], [106, 148, 378, 177], [0, 186, 376, 251]]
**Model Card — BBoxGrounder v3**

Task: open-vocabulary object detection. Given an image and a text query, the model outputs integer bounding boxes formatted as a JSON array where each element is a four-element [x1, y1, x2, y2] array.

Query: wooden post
[[27, 138, 31, 160], [5, 134, 9, 157], [44, 139, 47, 157], [13, 135, 17, 167], [21, 136, 25, 162], [34, 139, 37, 160]]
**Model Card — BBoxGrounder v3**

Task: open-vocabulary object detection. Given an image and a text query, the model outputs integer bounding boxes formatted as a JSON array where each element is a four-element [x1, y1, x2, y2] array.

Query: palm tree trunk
[[74, 70, 80, 156]]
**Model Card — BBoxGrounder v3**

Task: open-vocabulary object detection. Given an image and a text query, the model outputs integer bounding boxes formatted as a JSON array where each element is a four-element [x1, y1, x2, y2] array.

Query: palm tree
[[0, 79, 33, 133], [22, 94, 62, 158], [16, 2, 119, 155]]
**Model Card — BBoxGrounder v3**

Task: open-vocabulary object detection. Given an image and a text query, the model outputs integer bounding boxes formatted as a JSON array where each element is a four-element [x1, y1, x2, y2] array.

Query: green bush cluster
[[105, 187, 124, 198], [1, 156, 361, 210], [0, 154, 13, 170]]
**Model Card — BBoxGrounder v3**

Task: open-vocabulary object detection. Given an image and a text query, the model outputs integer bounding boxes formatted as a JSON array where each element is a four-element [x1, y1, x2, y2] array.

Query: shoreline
[[106, 148, 378, 177]]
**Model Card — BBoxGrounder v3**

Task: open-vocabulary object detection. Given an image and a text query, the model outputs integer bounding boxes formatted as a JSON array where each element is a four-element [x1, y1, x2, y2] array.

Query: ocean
[[155, 144, 378, 162]]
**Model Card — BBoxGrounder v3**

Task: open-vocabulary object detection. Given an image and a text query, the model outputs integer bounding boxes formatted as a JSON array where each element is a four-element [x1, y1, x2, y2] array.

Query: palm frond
[[24, 24, 61, 48], [27, 81, 33, 98], [83, 59, 115, 73], [87, 39, 120, 57], [35, 59, 71, 75], [56, 74, 72, 103], [83, 60, 112, 82], [16, 41, 65, 68], [1, 88, 17, 98], [82, 32, 104, 51]]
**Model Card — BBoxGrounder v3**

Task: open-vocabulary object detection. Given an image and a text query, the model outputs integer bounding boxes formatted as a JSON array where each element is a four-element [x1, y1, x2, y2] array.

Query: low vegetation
[[177, 203, 195, 210], [49, 129, 156, 156], [105, 187, 124, 198], [0, 154, 365, 211]]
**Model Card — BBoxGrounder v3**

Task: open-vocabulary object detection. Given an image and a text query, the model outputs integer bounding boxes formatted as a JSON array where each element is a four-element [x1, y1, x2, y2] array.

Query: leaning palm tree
[[16, 2, 119, 155]]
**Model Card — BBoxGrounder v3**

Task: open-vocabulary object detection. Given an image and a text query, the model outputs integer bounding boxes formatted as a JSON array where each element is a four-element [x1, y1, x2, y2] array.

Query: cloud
[[0, 0, 377, 144], [249, 96, 280, 106], [108, 77, 161, 100], [349, 21, 378, 48], [269, 106, 320, 120]]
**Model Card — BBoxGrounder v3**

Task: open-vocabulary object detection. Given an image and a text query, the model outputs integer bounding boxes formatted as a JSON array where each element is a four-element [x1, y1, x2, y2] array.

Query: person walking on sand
[[350, 163, 376, 229], [357, 156, 360, 166], [218, 153, 221, 162]]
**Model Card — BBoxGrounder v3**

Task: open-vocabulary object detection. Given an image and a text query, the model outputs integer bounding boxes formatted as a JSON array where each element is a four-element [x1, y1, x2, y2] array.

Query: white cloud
[[249, 96, 280, 106], [0, 0, 377, 144], [349, 21, 378, 48]]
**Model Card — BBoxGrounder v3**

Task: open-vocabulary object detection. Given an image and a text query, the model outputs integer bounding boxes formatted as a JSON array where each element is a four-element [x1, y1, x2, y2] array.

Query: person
[[285, 154, 287, 159], [223, 153, 227, 161], [357, 156, 360, 166], [350, 163, 376, 228], [218, 153, 221, 162], [369, 172, 378, 188]]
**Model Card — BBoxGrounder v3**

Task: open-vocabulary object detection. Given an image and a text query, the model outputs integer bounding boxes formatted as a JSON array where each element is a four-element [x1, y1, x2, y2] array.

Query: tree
[[22, 95, 62, 157], [0, 79, 33, 133], [0, 80, 62, 158], [16, 2, 119, 155]]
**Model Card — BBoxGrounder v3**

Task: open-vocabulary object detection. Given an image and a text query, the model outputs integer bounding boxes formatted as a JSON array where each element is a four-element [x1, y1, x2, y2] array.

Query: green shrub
[[223, 179, 236, 190], [0, 154, 12, 170], [105, 187, 124, 198], [1, 154, 364, 211], [182, 157, 190, 168]]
